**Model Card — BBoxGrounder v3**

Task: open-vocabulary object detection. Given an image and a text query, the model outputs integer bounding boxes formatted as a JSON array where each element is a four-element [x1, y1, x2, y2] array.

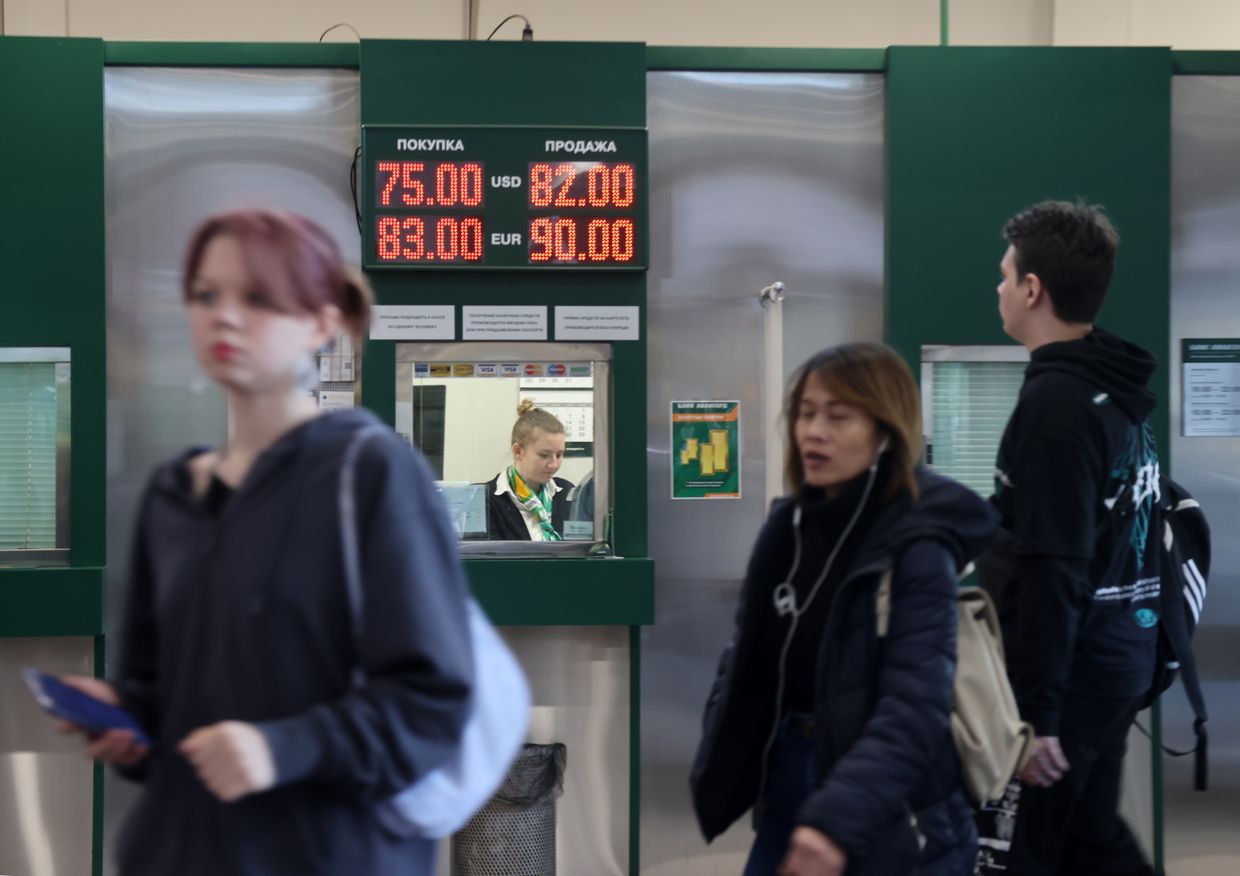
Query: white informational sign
[[370, 305, 455, 340], [1183, 339, 1240, 436], [554, 305, 640, 340], [318, 390, 355, 412], [318, 331, 355, 382], [462, 306, 548, 340]]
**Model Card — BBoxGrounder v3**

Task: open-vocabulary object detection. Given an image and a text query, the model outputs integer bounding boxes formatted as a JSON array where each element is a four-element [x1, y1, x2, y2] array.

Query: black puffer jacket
[[691, 468, 997, 875]]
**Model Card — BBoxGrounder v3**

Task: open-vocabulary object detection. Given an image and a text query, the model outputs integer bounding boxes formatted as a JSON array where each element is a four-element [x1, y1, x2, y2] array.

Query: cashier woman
[[484, 400, 574, 540]]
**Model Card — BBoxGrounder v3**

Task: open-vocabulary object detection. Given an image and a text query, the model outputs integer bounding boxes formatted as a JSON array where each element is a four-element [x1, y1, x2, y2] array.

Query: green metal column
[[0, 34, 108, 876], [359, 40, 651, 875]]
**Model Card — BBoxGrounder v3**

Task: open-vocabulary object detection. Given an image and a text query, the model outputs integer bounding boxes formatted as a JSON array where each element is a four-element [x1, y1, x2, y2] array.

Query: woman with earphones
[[691, 342, 997, 876]]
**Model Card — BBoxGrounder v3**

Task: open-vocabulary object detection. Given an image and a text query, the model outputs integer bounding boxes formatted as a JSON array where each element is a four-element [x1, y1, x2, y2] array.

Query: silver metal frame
[[394, 341, 613, 555], [0, 347, 71, 566], [919, 344, 1028, 445]]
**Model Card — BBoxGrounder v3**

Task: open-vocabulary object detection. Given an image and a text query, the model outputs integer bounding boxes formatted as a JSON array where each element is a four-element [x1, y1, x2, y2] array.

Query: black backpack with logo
[[1140, 475, 1211, 790]]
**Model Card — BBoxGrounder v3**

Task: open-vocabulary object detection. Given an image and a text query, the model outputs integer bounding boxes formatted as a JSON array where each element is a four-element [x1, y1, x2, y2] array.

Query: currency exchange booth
[[357, 41, 655, 876]]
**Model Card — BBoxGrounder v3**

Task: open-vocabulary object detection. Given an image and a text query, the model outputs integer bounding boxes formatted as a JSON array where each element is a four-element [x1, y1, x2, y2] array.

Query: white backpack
[[338, 426, 531, 838], [876, 570, 1035, 804]]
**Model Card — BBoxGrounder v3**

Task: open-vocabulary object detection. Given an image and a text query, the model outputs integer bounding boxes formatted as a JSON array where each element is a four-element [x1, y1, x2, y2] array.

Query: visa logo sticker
[[500, 363, 521, 376], [477, 363, 498, 377]]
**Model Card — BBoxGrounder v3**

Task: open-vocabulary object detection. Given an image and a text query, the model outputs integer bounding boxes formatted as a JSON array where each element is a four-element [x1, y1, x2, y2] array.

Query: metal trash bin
[[451, 743, 567, 876]]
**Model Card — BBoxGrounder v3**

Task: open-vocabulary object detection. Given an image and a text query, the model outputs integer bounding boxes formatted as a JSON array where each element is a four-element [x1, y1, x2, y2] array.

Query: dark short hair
[[783, 342, 922, 502], [183, 209, 373, 342], [1003, 200, 1120, 324]]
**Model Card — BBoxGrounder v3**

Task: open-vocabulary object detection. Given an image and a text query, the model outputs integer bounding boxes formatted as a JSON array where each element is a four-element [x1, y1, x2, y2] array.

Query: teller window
[[0, 348, 71, 567], [395, 342, 611, 556]]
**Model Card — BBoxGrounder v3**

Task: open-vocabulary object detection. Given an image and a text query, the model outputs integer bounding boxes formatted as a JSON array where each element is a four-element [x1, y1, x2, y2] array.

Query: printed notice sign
[[672, 401, 741, 499], [555, 306, 640, 341], [370, 305, 455, 340], [318, 390, 355, 412], [462, 306, 548, 340], [1183, 339, 1240, 437]]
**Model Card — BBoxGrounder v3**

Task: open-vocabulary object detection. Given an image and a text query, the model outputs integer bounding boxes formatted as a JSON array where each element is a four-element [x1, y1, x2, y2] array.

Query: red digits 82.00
[[528, 162, 636, 209]]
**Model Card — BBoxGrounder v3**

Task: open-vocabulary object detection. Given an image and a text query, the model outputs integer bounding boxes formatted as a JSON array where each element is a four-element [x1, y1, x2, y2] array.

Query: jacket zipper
[[751, 481, 891, 823]]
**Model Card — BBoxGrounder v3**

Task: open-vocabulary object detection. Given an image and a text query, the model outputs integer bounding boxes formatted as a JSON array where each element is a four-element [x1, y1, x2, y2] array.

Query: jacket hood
[[1027, 327, 1158, 422], [860, 468, 998, 572], [151, 408, 385, 501]]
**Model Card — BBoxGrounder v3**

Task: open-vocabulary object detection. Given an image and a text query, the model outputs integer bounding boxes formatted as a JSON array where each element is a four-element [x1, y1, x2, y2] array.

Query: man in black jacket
[[990, 200, 1159, 876]]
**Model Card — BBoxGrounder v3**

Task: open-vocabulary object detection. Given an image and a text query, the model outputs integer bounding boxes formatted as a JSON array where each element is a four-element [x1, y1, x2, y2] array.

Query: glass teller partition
[[0, 348, 71, 567], [395, 342, 611, 557]]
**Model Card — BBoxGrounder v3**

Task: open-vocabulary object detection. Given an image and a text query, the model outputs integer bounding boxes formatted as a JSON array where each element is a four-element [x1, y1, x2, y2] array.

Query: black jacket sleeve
[[1002, 425, 1103, 736], [112, 484, 162, 780], [796, 540, 958, 856], [1009, 553, 1091, 735], [257, 433, 474, 797]]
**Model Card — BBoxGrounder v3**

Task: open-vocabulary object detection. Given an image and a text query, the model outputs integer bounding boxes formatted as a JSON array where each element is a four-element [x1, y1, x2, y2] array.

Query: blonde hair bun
[[512, 399, 566, 447]]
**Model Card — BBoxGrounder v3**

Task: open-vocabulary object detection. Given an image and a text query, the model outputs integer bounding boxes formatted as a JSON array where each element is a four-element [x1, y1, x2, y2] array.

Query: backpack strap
[[337, 425, 390, 687], [875, 561, 975, 638], [1154, 479, 1210, 790]]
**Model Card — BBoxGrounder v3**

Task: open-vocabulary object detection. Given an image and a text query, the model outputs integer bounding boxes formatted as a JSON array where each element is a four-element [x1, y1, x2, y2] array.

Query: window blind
[[928, 361, 1025, 498], [0, 363, 58, 550]]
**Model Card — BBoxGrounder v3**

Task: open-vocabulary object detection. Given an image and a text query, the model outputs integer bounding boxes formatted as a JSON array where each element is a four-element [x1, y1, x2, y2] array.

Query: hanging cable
[[319, 22, 362, 42], [485, 14, 534, 41], [349, 146, 362, 233]]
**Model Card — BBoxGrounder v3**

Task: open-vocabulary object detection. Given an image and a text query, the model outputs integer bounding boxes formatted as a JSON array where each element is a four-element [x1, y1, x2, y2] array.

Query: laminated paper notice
[[554, 306, 639, 341], [462, 306, 547, 340], [672, 401, 740, 499], [318, 390, 355, 412], [1183, 338, 1240, 437], [370, 305, 455, 340]]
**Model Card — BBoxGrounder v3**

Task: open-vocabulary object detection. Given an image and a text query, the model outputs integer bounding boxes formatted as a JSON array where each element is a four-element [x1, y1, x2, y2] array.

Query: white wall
[[2, 0, 464, 41], [1053, 0, 1240, 48], [5, 0, 1240, 47]]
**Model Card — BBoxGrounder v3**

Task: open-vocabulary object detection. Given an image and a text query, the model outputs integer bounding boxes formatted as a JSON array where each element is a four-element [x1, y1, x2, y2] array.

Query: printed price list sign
[[1183, 339, 1240, 437]]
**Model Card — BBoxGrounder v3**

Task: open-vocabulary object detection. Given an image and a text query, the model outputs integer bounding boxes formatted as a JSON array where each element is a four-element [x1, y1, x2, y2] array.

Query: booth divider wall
[[359, 40, 653, 876], [0, 36, 107, 876]]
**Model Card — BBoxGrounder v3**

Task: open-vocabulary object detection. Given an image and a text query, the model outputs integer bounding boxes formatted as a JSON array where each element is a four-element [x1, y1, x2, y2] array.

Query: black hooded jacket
[[112, 409, 473, 876], [989, 328, 1161, 733], [691, 467, 997, 875]]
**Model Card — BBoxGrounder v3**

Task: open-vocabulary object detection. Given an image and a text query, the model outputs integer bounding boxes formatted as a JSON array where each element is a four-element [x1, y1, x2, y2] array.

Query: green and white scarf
[[507, 465, 562, 542]]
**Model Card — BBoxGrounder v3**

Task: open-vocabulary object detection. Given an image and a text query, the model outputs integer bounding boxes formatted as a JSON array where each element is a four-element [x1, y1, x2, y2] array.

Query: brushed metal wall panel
[[0, 637, 95, 876], [1166, 75, 1240, 876], [643, 71, 884, 874]]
